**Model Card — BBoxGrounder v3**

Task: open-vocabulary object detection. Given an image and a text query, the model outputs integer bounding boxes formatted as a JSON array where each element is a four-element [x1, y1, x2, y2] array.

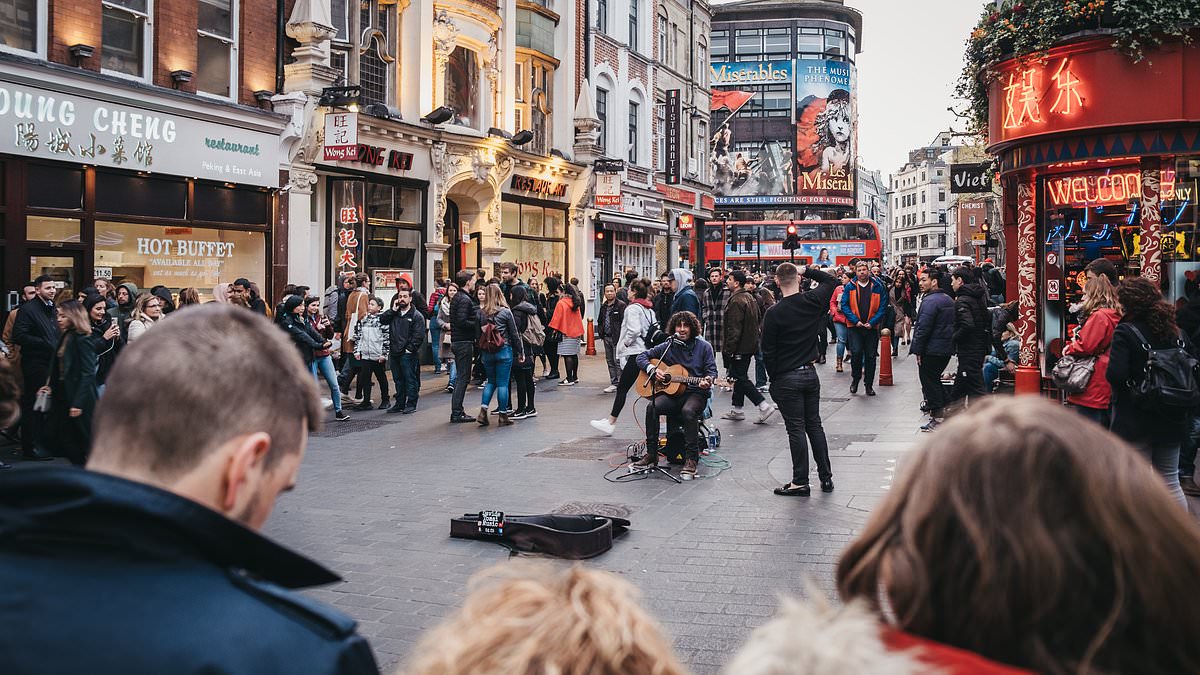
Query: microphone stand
[[623, 336, 683, 483]]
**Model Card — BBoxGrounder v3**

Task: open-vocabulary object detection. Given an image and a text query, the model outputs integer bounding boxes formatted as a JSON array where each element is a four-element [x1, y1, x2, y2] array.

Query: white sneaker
[[602, 385, 618, 393], [590, 419, 616, 435], [721, 409, 745, 421], [755, 403, 779, 425]]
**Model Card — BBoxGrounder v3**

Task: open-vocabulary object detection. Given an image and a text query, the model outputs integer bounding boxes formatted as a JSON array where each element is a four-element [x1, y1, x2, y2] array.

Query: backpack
[[1126, 325, 1200, 408], [522, 312, 546, 347], [642, 307, 668, 347], [323, 286, 339, 324], [478, 316, 505, 353]]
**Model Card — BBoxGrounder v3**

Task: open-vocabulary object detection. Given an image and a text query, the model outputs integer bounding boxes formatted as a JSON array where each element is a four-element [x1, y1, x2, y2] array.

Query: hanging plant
[[956, 0, 1199, 139]]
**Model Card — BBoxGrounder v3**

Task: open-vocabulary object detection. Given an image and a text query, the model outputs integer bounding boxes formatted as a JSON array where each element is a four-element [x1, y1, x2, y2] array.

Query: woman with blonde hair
[[403, 562, 689, 675], [176, 287, 201, 308], [43, 300, 98, 465], [476, 283, 521, 427], [211, 282, 231, 304], [832, 396, 1200, 673], [1060, 258, 1120, 426], [126, 293, 163, 342]]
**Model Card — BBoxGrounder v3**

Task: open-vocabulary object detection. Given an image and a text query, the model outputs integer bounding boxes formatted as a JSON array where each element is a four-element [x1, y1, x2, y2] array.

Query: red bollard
[[1015, 365, 1040, 395], [878, 329, 894, 386], [585, 317, 597, 356]]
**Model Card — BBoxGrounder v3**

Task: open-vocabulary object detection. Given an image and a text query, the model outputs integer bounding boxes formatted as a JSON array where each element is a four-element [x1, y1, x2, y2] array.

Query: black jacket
[[379, 305, 426, 355], [12, 298, 57, 374], [0, 467, 378, 675], [952, 283, 991, 356], [510, 300, 538, 363], [449, 287, 479, 344], [281, 313, 327, 365], [92, 317, 124, 385], [910, 289, 955, 357], [597, 298, 627, 340], [761, 268, 838, 377], [1106, 318, 1196, 444]]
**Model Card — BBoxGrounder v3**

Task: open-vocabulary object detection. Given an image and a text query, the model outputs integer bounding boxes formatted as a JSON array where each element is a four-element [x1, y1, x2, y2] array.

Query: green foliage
[[956, 0, 1199, 139]]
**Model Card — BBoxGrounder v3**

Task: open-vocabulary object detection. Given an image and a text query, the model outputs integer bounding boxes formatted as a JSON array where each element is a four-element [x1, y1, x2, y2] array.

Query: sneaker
[[335, 410, 350, 422], [450, 413, 475, 424], [920, 418, 943, 433], [352, 400, 373, 411], [721, 409, 745, 421], [377, 398, 390, 410], [443, 385, 454, 393], [754, 404, 778, 425], [602, 385, 618, 393], [510, 409, 530, 420], [680, 459, 698, 480], [402, 407, 417, 415], [558, 379, 576, 386], [590, 418, 616, 435], [522, 408, 538, 418], [1182, 475, 1200, 497], [545, 372, 561, 380]]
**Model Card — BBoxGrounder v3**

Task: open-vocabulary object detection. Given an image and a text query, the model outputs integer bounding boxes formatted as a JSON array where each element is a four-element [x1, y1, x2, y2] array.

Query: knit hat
[[83, 294, 106, 314], [282, 295, 305, 315]]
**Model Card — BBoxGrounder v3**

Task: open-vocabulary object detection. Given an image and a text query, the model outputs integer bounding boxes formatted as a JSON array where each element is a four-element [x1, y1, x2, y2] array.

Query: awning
[[596, 211, 667, 234]]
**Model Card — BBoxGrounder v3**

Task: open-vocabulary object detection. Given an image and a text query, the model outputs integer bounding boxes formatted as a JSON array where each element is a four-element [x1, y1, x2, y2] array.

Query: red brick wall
[[240, 0, 279, 104], [49, 0, 101, 72], [155, 0, 199, 93], [595, 35, 619, 72]]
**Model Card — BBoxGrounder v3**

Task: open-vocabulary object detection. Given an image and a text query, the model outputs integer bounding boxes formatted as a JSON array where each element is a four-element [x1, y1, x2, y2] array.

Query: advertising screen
[[794, 59, 856, 207], [710, 61, 796, 206]]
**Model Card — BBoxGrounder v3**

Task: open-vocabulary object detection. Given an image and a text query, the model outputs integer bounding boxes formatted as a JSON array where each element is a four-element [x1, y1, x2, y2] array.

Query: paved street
[[266, 345, 929, 674]]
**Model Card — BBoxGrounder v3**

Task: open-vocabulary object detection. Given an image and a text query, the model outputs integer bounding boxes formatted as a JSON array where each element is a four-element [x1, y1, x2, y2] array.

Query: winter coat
[[12, 298, 57, 376], [427, 287, 446, 318], [352, 313, 389, 361], [653, 289, 675, 327], [549, 297, 584, 339], [45, 331, 98, 462], [597, 298, 627, 340], [1106, 317, 1196, 444], [342, 288, 371, 353], [308, 314, 335, 359], [114, 282, 139, 339], [378, 305, 426, 356], [91, 317, 123, 385], [0, 468, 378, 675], [830, 285, 849, 325], [701, 284, 729, 352], [437, 296, 453, 348], [126, 315, 158, 343], [952, 283, 992, 357], [510, 301, 538, 364], [281, 313, 327, 365], [636, 335, 717, 395], [910, 289, 955, 357], [722, 288, 761, 356], [1061, 307, 1118, 409], [668, 269, 701, 318], [616, 299, 654, 360], [449, 287, 479, 343], [841, 277, 889, 328]]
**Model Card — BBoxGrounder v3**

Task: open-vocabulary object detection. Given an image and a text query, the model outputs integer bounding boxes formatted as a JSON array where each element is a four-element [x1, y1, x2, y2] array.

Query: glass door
[[29, 250, 83, 298]]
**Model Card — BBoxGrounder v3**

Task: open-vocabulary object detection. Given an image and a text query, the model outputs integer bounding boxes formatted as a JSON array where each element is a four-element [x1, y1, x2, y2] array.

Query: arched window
[[445, 46, 481, 129]]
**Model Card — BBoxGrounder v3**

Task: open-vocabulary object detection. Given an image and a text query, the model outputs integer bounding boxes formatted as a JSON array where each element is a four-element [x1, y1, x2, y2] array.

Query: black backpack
[[642, 307, 668, 347], [1126, 325, 1200, 408]]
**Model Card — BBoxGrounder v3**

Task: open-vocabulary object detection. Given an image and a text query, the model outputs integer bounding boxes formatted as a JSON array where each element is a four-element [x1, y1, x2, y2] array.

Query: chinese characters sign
[[0, 79, 279, 187], [322, 112, 358, 161], [331, 180, 366, 277], [1001, 58, 1084, 131]]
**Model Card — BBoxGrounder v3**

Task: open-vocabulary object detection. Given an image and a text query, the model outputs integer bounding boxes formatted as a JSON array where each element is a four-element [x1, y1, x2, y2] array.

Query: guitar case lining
[[450, 513, 631, 559]]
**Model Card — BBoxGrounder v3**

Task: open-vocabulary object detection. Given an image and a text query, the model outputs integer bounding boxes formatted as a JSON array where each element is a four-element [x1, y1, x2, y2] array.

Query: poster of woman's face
[[794, 60, 856, 207]]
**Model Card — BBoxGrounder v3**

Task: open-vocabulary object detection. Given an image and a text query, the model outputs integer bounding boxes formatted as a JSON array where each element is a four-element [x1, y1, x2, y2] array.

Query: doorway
[[29, 250, 83, 296], [443, 198, 464, 276]]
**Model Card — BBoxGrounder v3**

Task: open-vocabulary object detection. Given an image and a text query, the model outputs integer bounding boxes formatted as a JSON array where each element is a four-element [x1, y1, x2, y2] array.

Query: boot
[[477, 406, 489, 426], [353, 383, 374, 410], [1182, 475, 1200, 497], [836, 357, 843, 373], [498, 411, 514, 427], [377, 395, 390, 410]]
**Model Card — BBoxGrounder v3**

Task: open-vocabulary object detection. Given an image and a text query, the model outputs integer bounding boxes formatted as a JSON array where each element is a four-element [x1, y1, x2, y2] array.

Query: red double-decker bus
[[697, 219, 882, 271]]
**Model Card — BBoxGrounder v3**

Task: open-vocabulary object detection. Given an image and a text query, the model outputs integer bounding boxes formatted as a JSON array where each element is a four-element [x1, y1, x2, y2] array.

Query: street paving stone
[[266, 350, 932, 673]]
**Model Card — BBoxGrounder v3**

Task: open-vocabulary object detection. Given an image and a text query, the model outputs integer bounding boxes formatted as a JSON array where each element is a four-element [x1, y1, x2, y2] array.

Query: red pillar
[[585, 317, 597, 356], [878, 330, 893, 386], [1139, 157, 1163, 282], [1013, 175, 1041, 395]]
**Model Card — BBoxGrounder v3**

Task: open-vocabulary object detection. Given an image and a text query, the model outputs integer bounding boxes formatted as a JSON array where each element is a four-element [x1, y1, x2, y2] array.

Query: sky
[[849, 0, 985, 175]]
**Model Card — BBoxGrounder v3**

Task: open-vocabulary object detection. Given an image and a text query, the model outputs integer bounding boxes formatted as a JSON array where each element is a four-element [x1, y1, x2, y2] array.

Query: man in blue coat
[[839, 261, 889, 396], [668, 268, 701, 318], [0, 305, 378, 675], [910, 266, 957, 432]]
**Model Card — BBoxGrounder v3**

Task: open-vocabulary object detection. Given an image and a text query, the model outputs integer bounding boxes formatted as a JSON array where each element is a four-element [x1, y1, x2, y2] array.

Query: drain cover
[[311, 418, 396, 438], [552, 502, 634, 518], [528, 437, 630, 461]]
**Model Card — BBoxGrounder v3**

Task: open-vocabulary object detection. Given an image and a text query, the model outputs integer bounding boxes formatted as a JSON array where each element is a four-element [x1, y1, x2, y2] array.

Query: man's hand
[[1004, 361, 1017, 373], [699, 376, 713, 390], [654, 369, 669, 382], [69, 408, 82, 418], [916, 355, 922, 366], [378, 357, 386, 363]]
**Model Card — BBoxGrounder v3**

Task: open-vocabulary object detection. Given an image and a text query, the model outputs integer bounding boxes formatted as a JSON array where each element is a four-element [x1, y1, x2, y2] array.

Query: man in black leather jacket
[[448, 270, 480, 423]]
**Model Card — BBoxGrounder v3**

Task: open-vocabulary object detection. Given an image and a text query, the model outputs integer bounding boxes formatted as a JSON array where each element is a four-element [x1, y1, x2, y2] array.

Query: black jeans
[[770, 367, 831, 485], [20, 366, 48, 456], [338, 353, 361, 395], [610, 356, 642, 418], [646, 391, 707, 462], [603, 336, 621, 384], [544, 334, 561, 376], [359, 359, 388, 402], [390, 352, 419, 408], [847, 327, 879, 385], [450, 341, 474, 416], [514, 363, 536, 411], [918, 354, 952, 417], [726, 353, 765, 408], [950, 352, 985, 403]]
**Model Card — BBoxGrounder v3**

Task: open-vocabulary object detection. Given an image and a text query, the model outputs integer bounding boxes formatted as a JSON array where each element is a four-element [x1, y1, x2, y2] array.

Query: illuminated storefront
[[500, 173, 570, 282], [986, 37, 1200, 393]]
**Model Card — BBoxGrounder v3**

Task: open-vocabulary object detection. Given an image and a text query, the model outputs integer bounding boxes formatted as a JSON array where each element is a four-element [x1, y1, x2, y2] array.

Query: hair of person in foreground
[[836, 396, 1200, 674], [401, 562, 690, 675]]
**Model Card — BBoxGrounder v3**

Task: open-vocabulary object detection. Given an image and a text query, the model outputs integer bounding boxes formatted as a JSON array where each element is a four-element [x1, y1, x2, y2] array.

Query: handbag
[[477, 319, 505, 353], [1052, 353, 1096, 394]]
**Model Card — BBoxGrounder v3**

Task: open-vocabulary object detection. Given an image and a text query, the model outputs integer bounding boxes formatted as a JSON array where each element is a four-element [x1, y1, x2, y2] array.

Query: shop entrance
[[29, 250, 82, 296], [444, 198, 464, 277]]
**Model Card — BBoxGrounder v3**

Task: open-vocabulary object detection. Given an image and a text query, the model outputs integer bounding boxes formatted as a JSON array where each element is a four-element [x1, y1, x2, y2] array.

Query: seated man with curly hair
[[633, 310, 718, 480]]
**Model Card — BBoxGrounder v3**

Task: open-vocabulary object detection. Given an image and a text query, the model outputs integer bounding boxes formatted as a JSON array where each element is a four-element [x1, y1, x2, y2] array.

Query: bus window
[[796, 224, 821, 240], [855, 222, 877, 240], [764, 225, 787, 241], [704, 226, 724, 243]]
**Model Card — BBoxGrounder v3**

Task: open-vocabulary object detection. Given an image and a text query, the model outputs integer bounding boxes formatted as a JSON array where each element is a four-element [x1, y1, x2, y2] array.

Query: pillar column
[[1139, 157, 1162, 283], [1013, 175, 1040, 395]]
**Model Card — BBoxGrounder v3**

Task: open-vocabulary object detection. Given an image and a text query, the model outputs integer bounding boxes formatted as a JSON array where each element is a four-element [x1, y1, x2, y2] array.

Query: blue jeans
[[983, 361, 1000, 393], [755, 349, 767, 387], [1137, 440, 1187, 510], [833, 322, 848, 360], [429, 326, 441, 371], [312, 355, 342, 412], [390, 352, 420, 409], [481, 345, 513, 410]]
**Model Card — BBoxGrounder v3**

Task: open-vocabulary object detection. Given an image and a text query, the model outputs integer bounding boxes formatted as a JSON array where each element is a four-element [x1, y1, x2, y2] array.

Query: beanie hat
[[83, 294, 106, 314], [282, 295, 305, 315]]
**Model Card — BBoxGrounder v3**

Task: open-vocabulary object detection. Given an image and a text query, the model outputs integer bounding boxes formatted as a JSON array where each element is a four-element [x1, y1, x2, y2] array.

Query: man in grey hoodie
[[668, 269, 700, 318]]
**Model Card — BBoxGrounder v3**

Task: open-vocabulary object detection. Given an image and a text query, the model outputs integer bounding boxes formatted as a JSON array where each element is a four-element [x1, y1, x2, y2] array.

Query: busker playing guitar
[[632, 310, 718, 480]]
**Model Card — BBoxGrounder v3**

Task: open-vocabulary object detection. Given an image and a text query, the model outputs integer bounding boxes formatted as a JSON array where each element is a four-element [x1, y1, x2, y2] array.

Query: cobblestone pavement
[[265, 347, 932, 674]]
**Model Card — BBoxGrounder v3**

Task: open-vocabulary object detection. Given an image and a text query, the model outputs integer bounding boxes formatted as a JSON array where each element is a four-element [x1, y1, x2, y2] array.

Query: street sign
[[1047, 278, 1060, 301], [971, 235, 987, 246], [322, 112, 358, 161], [950, 162, 993, 193], [594, 159, 626, 173]]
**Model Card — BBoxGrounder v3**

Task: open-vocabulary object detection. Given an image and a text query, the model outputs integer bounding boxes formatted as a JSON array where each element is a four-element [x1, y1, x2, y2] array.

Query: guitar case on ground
[[449, 512, 632, 559]]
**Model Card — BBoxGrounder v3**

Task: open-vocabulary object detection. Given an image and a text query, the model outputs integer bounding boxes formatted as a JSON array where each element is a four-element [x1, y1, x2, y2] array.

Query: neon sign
[[1045, 168, 1182, 208], [336, 206, 361, 271], [1002, 58, 1085, 131]]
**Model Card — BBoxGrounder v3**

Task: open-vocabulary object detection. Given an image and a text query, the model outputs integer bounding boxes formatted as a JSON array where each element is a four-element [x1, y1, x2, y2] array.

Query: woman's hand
[[69, 408, 82, 418], [103, 324, 120, 340]]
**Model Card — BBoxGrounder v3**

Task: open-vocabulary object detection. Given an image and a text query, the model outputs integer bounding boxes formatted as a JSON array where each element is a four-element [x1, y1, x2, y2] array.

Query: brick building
[[0, 0, 290, 300]]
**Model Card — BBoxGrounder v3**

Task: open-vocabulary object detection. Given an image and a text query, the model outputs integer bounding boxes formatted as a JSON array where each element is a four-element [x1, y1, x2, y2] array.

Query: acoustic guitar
[[634, 359, 713, 398]]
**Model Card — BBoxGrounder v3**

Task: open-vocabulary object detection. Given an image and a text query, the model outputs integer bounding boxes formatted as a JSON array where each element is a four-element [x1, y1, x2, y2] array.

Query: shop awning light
[[364, 103, 402, 120], [510, 130, 535, 146], [170, 70, 192, 88], [422, 106, 455, 125], [318, 85, 361, 108], [488, 127, 512, 139]]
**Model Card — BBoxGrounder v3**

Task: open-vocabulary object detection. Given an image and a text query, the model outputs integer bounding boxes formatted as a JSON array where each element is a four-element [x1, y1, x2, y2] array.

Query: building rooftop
[[711, 0, 863, 52]]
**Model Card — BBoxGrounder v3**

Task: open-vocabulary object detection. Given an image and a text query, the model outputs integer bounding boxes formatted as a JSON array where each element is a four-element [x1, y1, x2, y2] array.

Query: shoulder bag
[[1051, 353, 1095, 394]]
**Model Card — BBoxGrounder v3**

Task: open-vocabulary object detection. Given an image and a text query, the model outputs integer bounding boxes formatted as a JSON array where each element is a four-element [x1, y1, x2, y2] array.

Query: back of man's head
[[90, 305, 321, 483], [775, 263, 799, 287]]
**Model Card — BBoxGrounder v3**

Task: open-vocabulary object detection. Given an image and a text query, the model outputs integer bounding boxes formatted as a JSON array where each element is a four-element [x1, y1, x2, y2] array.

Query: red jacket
[[1062, 307, 1118, 409], [884, 630, 1033, 674], [830, 286, 848, 325]]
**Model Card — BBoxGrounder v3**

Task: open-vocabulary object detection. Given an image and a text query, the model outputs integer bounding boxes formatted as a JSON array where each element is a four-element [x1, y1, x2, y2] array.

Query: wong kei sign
[[0, 79, 280, 187]]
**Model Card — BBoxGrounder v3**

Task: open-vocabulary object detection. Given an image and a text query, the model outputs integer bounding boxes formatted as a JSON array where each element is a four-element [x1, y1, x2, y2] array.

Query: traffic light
[[726, 226, 737, 247], [782, 223, 799, 250], [595, 223, 605, 240], [981, 220, 990, 234]]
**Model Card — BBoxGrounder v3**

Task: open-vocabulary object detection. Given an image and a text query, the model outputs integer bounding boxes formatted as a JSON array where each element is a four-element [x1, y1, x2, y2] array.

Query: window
[[695, 121, 707, 180], [596, 87, 608, 152], [359, 0, 396, 106], [735, 28, 760, 54], [697, 39, 707, 84], [628, 100, 639, 163], [968, 215, 976, 226], [921, 192, 925, 203], [763, 27, 789, 55], [197, 0, 236, 98], [656, 99, 665, 171], [938, 189, 946, 202], [596, 0, 606, 33], [102, 0, 150, 79], [710, 29, 727, 58], [516, 8, 555, 56], [516, 55, 554, 155], [0, 0, 43, 56], [670, 22, 678, 68], [445, 46, 481, 129], [657, 14, 667, 61], [797, 28, 822, 55], [628, 0, 638, 51], [824, 28, 845, 56]]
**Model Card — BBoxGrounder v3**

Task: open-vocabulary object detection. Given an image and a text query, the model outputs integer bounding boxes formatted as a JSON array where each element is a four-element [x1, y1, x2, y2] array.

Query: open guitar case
[[450, 511, 631, 559]]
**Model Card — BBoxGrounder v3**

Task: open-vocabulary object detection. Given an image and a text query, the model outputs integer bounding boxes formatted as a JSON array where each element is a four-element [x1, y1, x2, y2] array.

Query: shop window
[[197, 0, 237, 98], [544, 208, 565, 238], [365, 225, 420, 270], [101, 0, 151, 79], [26, 164, 83, 210], [27, 216, 80, 243], [445, 46, 481, 129], [194, 183, 268, 224], [0, 0, 43, 56], [96, 171, 186, 219], [521, 206, 544, 237], [502, 201, 520, 235], [93, 221, 265, 298]]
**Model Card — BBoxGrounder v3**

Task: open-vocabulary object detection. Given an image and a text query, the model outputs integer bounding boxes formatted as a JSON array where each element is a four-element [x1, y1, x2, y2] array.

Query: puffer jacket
[[830, 285, 848, 325], [722, 288, 761, 356], [910, 289, 955, 357], [616, 299, 654, 360], [352, 313, 389, 361], [1061, 307, 1118, 409], [952, 283, 991, 356]]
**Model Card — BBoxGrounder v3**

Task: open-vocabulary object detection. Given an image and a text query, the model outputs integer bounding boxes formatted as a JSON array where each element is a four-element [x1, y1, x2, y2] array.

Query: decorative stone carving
[[471, 149, 496, 183], [430, 142, 461, 245], [485, 31, 502, 127], [288, 166, 319, 195], [433, 10, 460, 77]]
